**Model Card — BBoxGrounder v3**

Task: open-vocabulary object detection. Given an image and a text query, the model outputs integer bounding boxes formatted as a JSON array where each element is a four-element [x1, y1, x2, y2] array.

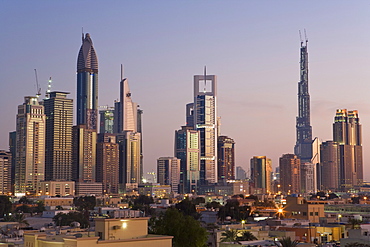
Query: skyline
[[1, 1, 370, 180]]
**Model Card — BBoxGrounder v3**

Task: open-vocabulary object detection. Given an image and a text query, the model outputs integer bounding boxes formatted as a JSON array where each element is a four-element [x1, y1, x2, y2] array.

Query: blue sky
[[1, 1, 370, 179]]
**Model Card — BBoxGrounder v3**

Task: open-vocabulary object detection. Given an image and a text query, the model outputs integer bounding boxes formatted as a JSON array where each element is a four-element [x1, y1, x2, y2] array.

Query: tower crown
[[77, 33, 98, 72]]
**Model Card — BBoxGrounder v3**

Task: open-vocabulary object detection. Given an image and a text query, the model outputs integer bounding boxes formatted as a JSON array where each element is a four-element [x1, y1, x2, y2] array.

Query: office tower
[[44, 92, 73, 181], [0, 151, 12, 195], [9, 131, 16, 192], [193, 71, 218, 184], [186, 103, 194, 127], [236, 166, 247, 180], [15, 96, 45, 195], [294, 38, 313, 163], [157, 157, 180, 194], [311, 137, 321, 190], [250, 156, 272, 194], [300, 163, 316, 193], [217, 136, 235, 181], [72, 125, 97, 183], [96, 134, 119, 194], [114, 70, 142, 192], [175, 126, 200, 194], [279, 154, 300, 194], [320, 141, 340, 191], [99, 106, 114, 134], [116, 132, 141, 193], [333, 109, 363, 190], [137, 108, 144, 183], [77, 33, 98, 130]]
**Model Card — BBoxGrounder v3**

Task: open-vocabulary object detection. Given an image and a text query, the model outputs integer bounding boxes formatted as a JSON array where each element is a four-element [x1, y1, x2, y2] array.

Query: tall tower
[[15, 96, 45, 195], [279, 154, 300, 195], [157, 157, 180, 194], [320, 141, 340, 191], [217, 136, 235, 181], [44, 92, 73, 181], [294, 36, 313, 163], [333, 109, 363, 190], [0, 151, 12, 195], [77, 33, 98, 130], [193, 70, 217, 185], [250, 156, 272, 194]]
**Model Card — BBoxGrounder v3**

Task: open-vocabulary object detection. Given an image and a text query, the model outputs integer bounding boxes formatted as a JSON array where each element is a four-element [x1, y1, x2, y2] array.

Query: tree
[[73, 196, 96, 211], [131, 195, 154, 216], [19, 196, 31, 204], [237, 231, 257, 241], [53, 212, 89, 228], [220, 229, 240, 244], [16, 204, 32, 213], [347, 218, 363, 229], [3, 213, 29, 226], [275, 237, 299, 247], [0, 195, 12, 217], [34, 201, 45, 213], [175, 198, 199, 219], [150, 208, 208, 247], [193, 197, 205, 205], [217, 199, 251, 222]]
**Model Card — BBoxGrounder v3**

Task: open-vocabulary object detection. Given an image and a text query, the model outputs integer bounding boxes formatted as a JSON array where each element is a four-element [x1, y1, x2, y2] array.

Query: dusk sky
[[1, 1, 370, 180]]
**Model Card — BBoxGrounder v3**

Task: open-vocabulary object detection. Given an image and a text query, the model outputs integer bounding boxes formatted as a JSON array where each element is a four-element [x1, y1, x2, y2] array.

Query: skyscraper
[[175, 126, 200, 194], [250, 156, 272, 194], [279, 154, 300, 194], [217, 136, 235, 181], [99, 106, 114, 134], [157, 157, 180, 194], [15, 96, 45, 195], [333, 109, 363, 190], [193, 71, 218, 185], [114, 70, 142, 193], [72, 125, 97, 183], [96, 134, 119, 194], [77, 33, 98, 130], [294, 38, 313, 163], [44, 91, 73, 181], [9, 131, 16, 193], [320, 141, 340, 191], [0, 151, 12, 195]]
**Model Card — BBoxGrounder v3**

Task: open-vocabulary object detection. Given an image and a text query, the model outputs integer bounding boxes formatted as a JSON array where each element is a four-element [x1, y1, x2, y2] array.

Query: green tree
[[131, 195, 154, 216], [3, 213, 29, 226], [175, 198, 199, 219], [150, 208, 208, 247], [220, 229, 240, 244], [205, 201, 221, 209], [53, 212, 89, 228], [217, 199, 251, 222], [0, 195, 12, 217], [73, 196, 96, 211], [347, 218, 363, 229], [275, 237, 299, 247], [16, 204, 32, 213], [34, 201, 45, 213], [19, 196, 31, 204], [193, 197, 205, 205], [237, 231, 257, 241]]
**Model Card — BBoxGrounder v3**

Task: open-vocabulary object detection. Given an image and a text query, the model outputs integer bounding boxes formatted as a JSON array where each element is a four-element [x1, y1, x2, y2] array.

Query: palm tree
[[347, 219, 363, 229], [275, 237, 299, 247], [220, 229, 240, 244], [238, 231, 257, 241]]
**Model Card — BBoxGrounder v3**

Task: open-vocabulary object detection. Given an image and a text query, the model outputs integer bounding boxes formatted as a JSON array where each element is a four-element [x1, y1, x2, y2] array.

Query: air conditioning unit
[[113, 225, 121, 230]]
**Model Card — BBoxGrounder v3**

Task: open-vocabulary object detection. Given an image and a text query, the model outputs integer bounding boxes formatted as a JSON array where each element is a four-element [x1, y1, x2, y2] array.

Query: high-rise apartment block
[[157, 157, 180, 194], [72, 125, 97, 183], [236, 166, 247, 180], [77, 33, 98, 131], [175, 126, 200, 194], [217, 136, 235, 181], [333, 109, 363, 190], [0, 151, 12, 195], [294, 39, 313, 163], [250, 156, 272, 194], [193, 72, 218, 185], [96, 134, 119, 194], [279, 154, 300, 194], [99, 106, 114, 134], [15, 96, 45, 195], [44, 92, 73, 181], [300, 162, 316, 193], [320, 141, 340, 191], [9, 131, 16, 192]]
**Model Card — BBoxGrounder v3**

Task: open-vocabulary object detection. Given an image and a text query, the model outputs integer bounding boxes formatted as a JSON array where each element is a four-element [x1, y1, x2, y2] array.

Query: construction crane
[[34, 69, 41, 98], [45, 77, 52, 99]]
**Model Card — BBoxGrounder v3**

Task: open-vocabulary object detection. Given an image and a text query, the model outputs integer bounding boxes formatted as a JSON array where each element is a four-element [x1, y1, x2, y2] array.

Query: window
[[303, 212, 307, 216], [315, 212, 318, 216], [310, 212, 313, 216]]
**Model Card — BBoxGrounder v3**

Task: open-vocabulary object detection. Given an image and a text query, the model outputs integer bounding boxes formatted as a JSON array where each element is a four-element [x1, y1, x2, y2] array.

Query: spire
[[77, 33, 98, 73]]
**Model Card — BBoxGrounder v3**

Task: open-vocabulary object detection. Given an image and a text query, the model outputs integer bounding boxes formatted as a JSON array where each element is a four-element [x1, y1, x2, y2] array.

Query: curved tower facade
[[77, 33, 98, 130]]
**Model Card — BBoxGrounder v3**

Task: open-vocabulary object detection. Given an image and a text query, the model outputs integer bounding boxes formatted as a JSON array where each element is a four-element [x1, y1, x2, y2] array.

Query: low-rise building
[[284, 196, 324, 223]]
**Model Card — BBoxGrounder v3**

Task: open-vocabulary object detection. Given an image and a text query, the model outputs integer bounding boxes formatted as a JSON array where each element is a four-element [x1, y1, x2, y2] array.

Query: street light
[[241, 220, 245, 229]]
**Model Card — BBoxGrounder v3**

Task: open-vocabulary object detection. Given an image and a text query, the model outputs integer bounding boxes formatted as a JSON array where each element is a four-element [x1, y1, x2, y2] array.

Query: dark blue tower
[[77, 33, 98, 130]]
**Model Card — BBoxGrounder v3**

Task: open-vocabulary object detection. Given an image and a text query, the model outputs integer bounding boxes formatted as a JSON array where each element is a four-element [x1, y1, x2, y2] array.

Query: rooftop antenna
[[299, 30, 303, 47], [45, 77, 52, 99], [203, 65, 207, 93], [121, 64, 124, 81], [34, 69, 41, 98], [304, 29, 308, 45]]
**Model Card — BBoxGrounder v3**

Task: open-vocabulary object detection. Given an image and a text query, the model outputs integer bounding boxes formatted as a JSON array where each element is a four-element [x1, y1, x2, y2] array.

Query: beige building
[[15, 96, 46, 196], [284, 196, 324, 223], [24, 217, 172, 247], [0, 151, 12, 195], [38, 181, 75, 196]]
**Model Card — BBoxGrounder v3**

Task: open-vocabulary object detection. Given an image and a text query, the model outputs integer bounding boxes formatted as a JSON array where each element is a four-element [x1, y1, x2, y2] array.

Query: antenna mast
[[304, 29, 308, 45], [34, 69, 41, 98], [203, 65, 207, 92], [299, 30, 303, 47], [45, 77, 52, 99]]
